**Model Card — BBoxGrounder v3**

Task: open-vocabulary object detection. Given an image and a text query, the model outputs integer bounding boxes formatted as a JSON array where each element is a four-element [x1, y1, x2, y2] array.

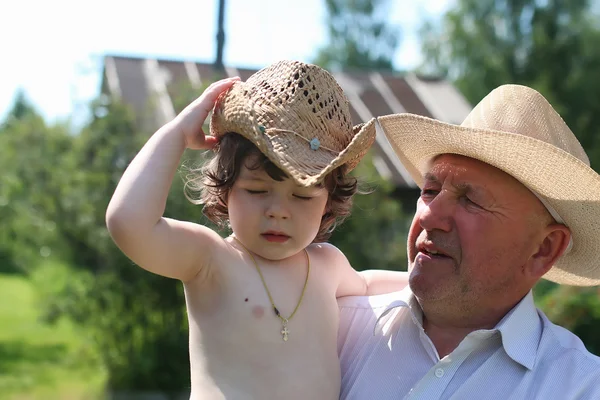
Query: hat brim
[[237, 118, 377, 187], [378, 113, 600, 286]]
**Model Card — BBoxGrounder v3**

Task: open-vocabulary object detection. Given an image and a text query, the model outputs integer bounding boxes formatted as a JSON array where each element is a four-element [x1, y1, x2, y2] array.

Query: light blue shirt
[[338, 287, 600, 399]]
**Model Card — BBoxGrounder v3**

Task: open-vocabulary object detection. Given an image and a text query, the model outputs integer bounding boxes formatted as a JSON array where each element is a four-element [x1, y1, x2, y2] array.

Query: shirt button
[[435, 368, 445, 378]]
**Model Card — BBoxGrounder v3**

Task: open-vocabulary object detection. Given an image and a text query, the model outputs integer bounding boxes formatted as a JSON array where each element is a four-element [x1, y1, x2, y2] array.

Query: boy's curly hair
[[184, 133, 357, 242]]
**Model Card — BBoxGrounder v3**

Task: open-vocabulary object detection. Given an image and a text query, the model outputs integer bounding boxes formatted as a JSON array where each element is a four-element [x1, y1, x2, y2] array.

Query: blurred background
[[2, 0, 600, 398]]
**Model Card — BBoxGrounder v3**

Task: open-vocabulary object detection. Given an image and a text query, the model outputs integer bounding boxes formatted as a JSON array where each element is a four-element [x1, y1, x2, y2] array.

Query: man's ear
[[528, 224, 571, 279]]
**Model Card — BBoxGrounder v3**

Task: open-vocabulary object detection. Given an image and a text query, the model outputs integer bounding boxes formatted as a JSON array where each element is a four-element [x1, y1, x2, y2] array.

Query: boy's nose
[[265, 197, 291, 219]]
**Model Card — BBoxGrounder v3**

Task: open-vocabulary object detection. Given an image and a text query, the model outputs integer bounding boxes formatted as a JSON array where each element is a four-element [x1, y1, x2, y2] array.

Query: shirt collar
[[494, 290, 543, 370], [373, 288, 543, 370], [373, 286, 422, 335]]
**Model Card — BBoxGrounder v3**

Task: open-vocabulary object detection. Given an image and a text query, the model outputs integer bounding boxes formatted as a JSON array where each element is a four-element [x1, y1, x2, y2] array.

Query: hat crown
[[239, 60, 354, 151], [461, 84, 589, 166]]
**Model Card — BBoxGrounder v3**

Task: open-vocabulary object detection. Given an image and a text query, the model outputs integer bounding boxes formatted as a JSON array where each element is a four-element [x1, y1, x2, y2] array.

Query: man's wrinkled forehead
[[425, 154, 494, 185], [423, 154, 537, 205]]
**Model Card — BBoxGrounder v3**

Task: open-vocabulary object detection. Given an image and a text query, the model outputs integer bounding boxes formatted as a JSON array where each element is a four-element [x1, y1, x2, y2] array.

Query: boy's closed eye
[[293, 194, 313, 200], [245, 189, 313, 200]]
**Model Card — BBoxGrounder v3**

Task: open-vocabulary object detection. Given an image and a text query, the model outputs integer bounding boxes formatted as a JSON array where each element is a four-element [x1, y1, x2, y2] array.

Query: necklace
[[232, 237, 310, 342]]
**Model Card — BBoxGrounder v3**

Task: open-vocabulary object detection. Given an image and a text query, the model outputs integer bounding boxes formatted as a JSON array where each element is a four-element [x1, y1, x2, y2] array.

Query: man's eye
[[463, 196, 481, 207]]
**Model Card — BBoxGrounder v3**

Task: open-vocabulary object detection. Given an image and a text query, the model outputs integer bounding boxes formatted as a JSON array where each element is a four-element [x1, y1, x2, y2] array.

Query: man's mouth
[[421, 249, 447, 258], [417, 244, 451, 259]]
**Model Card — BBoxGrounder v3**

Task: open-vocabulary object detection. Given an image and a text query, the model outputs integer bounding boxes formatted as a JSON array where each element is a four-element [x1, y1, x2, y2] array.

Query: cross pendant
[[281, 326, 289, 341], [280, 318, 290, 341]]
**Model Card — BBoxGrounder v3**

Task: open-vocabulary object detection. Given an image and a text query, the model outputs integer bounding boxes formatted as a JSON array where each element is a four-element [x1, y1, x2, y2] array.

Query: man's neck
[[420, 300, 519, 358]]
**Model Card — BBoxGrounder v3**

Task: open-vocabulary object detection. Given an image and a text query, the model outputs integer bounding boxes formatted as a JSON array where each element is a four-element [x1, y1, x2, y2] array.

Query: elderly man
[[338, 85, 600, 399]]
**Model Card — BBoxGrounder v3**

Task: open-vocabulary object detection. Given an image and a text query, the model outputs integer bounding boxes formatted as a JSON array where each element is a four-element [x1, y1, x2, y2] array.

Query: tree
[[1, 89, 38, 129], [314, 0, 400, 71], [0, 92, 73, 273], [420, 0, 600, 169]]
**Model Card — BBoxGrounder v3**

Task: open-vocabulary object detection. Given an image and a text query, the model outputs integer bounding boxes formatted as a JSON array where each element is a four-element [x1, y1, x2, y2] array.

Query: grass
[[0, 273, 107, 400]]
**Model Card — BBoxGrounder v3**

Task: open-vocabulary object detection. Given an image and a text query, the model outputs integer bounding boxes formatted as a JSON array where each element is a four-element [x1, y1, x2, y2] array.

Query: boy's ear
[[323, 198, 332, 216]]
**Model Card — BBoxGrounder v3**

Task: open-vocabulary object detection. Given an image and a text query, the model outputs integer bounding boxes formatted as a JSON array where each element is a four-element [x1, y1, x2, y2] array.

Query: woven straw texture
[[210, 60, 376, 187], [378, 84, 600, 286]]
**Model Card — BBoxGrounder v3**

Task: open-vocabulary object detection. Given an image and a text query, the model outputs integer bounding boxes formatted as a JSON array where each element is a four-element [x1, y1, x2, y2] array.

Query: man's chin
[[409, 272, 453, 301]]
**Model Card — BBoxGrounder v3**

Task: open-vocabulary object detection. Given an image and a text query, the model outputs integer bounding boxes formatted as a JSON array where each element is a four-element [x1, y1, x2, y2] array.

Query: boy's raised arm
[[355, 269, 409, 296], [332, 245, 409, 297], [105, 78, 238, 283]]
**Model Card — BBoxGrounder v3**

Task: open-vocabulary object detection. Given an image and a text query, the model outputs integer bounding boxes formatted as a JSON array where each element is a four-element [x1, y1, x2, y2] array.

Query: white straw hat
[[378, 84, 600, 286]]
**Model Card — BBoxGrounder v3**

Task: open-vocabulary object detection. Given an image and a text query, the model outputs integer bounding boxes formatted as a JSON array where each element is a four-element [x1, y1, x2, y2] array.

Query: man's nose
[[418, 192, 453, 232]]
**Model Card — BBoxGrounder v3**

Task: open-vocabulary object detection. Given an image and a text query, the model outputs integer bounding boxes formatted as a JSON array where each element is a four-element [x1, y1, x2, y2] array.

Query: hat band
[[531, 190, 573, 254], [254, 125, 341, 155]]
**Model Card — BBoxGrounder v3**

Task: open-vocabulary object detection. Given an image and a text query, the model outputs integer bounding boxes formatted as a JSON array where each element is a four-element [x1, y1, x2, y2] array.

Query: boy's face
[[227, 160, 329, 261]]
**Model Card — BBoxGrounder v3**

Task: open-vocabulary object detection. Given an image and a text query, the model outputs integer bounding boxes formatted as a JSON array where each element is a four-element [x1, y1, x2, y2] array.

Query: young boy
[[106, 60, 408, 399]]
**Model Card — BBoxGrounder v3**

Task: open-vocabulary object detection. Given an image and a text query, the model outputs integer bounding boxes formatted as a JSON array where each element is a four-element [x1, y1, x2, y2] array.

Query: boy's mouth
[[261, 231, 290, 243]]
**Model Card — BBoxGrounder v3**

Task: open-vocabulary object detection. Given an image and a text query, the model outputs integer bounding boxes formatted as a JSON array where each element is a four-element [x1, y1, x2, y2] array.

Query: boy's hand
[[174, 77, 240, 150]]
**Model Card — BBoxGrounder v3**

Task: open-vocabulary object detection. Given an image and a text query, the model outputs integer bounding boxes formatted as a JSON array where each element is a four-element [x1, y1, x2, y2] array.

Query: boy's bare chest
[[184, 263, 342, 398], [190, 262, 339, 345]]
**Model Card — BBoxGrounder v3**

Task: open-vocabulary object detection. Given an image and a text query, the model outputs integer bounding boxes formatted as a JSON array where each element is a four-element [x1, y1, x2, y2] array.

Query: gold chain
[[232, 237, 310, 341]]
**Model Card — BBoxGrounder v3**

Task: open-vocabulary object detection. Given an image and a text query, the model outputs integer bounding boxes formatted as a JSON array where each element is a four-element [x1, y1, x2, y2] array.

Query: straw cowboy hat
[[377, 84, 600, 286], [210, 60, 376, 187]]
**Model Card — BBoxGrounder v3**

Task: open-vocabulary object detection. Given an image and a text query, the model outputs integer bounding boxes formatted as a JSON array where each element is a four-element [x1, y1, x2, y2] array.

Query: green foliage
[[0, 270, 106, 398], [41, 97, 195, 391], [0, 94, 73, 273], [538, 286, 600, 355], [331, 151, 410, 271], [419, 0, 600, 170], [42, 265, 190, 391], [314, 0, 400, 71]]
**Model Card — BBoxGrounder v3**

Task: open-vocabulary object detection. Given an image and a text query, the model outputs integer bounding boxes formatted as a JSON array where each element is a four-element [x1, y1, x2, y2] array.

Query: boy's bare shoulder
[[307, 242, 351, 269], [180, 229, 237, 286]]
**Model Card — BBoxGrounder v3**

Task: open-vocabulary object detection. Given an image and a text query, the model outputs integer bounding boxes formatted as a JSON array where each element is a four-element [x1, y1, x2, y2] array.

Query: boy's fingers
[[197, 77, 240, 114], [204, 76, 240, 95], [204, 136, 218, 149]]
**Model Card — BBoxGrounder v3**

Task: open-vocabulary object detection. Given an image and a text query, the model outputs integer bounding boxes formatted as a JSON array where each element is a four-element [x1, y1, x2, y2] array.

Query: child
[[106, 60, 408, 400]]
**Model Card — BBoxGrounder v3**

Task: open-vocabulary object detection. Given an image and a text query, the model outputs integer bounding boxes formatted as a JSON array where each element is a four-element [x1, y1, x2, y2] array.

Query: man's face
[[407, 154, 550, 311]]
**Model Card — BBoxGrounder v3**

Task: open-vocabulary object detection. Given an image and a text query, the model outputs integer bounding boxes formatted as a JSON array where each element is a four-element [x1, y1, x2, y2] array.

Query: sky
[[1, 0, 453, 126]]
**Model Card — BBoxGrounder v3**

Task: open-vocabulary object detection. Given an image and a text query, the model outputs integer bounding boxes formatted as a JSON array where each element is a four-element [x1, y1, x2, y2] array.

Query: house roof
[[101, 55, 472, 188]]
